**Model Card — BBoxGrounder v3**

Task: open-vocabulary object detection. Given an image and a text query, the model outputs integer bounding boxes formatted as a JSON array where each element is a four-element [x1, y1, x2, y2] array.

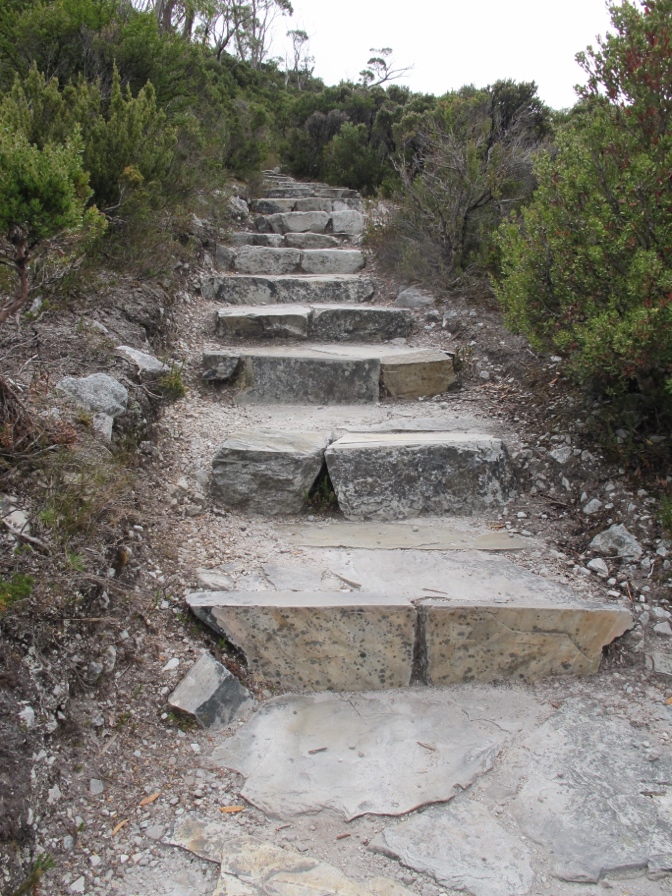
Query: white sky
[[273, 0, 615, 110]]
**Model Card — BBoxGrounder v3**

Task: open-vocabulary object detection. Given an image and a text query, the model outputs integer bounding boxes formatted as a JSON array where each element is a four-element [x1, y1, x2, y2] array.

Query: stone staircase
[[190, 173, 632, 692]]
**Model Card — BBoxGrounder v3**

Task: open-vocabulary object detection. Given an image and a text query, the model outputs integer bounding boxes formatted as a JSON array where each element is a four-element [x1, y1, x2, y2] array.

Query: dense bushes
[[495, 0, 672, 407]]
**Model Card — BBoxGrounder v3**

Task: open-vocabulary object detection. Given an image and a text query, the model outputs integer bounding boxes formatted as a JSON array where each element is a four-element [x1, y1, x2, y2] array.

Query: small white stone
[[654, 622, 672, 636], [162, 658, 180, 672], [69, 877, 85, 894]]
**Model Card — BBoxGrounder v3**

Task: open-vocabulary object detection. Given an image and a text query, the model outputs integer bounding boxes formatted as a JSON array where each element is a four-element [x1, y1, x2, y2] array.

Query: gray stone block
[[57, 373, 128, 418], [214, 244, 236, 270], [115, 346, 169, 381], [215, 305, 310, 339], [293, 198, 333, 212], [211, 431, 331, 513], [168, 652, 251, 727], [284, 233, 340, 249], [236, 354, 380, 405], [325, 432, 516, 519], [308, 305, 412, 341], [226, 232, 284, 248], [201, 275, 375, 305], [202, 352, 240, 382], [250, 198, 295, 214], [395, 286, 435, 309], [234, 246, 301, 275], [299, 249, 364, 274], [331, 210, 365, 235], [266, 211, 331, 234]]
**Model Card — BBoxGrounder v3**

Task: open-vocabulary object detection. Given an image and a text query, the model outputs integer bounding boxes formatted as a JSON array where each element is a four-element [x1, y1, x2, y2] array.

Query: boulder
[[300, 249, 365, 275], [168, 652, 252, 727], [326, 432, 516, 519], [211, 431, 331, 514], [589, 524, 643, 560], [57, 373, 128, 418], [331, 210, 365, 235], [227, 196, 249, 218], [395, 286, 435, 309], [234, 246, 301, 275]]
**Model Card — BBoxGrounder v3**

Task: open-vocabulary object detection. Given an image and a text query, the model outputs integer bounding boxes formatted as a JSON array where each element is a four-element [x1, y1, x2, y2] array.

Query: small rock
[[18, 706, 35, 728], [145, 824, 165, 841], [90, 779, 105, 796], [654, 622, 672, 636], [115, 346, 169, 380], [63, 835, 74, 851], [395, 287, 434, 309], [168, 652, 252, 728], [89, 855, 101, 867], [587, 558, 609, 577], [69, 876, 85, 894], [583, 498, 603, 515], [162, 658, 180, 672], [48, 785, 61, 804], [92, 413, 114, 441], [549, 446, 572, 465], [590, 524, 643, 561]]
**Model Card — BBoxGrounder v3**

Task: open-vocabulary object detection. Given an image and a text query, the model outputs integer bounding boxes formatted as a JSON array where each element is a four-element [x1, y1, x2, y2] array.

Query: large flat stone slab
[[281, 520, 531, 550], [201, 274, 375, 305], [508, 698, 672, 883], [211, 431, 330, 514], [215, 305, 310, 339], [325, 432, 516, 519], [373, 800, 534, 896], [308, 304, 412, 341], [331, 209, 365, 234], [171, 820, 414, 896], [300, 249, 364, 274], [266, 211, 331, 234], [209, 688, 547, 820], [234, 246, 301, 275], [188, 592, 416, 691], [284, 232, 340, 249], [224, 233, 284, 248], [381, 350, 455, 398]]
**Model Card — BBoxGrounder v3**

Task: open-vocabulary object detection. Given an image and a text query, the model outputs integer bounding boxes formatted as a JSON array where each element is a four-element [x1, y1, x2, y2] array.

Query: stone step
[[214, 304, 413, 341], [256, 209, 365, 236], [325, 432, 515, 519], [201, 345, 455, 404], [187, 551, 632, 690], [220, 247, 365, 276], [252, 197, 364, 215], [201, 274, 375, 305], [223, 232, 342, 250]]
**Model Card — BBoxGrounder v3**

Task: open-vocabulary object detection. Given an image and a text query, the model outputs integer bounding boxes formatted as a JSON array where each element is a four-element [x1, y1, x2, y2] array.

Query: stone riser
[[253, 197, 363, 214], [202, 350, 455, 404], [255, 210, 365, 236], [216, 247, 365, 276], [214, 304, 413, 342], [201, 274, 375, 305], [187, 590, 632, 692], [224, 233, 347, 250]]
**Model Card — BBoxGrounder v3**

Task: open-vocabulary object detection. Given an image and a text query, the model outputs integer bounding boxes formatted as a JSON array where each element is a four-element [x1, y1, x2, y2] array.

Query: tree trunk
[[0, 228, 30, 326]]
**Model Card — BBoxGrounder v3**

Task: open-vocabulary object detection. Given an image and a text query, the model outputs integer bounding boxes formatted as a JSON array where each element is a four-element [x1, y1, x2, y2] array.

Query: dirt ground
[[1, 200, 671, 896]]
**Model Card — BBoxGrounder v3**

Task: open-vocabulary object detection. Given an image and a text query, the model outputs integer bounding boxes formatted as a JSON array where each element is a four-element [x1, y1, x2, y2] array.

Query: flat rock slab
[[331, 209, 365, 234], [224, 233, 284, 248], [325, 432, 516, 519], [201, 274, 375, 305], [284, 232, 340, 249], [187, 591, 416, 691], [373, 800, 534, 896], [211, 431, 330, 514], [281, 520, 531, 550], [300, 249, 364, 274], [381, 350, 455, 398], [508, 698, 672, 884], [215, 305, 311, 339], [209, 688, 547, 820], [168, 652, 252, 728], [234, 246, 301, 275], [213, 304, 412, 342], [171, 819, 414, 896]]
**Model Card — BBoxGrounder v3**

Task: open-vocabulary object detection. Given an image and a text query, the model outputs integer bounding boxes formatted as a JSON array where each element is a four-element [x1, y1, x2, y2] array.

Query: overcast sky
[[273, 0, 615, 110]]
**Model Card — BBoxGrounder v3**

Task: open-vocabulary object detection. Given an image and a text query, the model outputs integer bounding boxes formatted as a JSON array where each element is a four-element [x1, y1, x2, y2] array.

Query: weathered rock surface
[[234, 352, 381, 405], [395, 286, 435, 309], [211, 431, 330, 513], [284, 232, 340, 249], [589, 523, 643, 560], [509, 699, 672, 883], [308, 304, 412, 341], [171, 820, 414, 896], [266, 211, 330, 234], [234, 246, 301, 275], [215, 305, 310, 339], [224, 233, 284, 248], [168, 652, 252, 728], [381, 350, 455, 397], [326, 432, 516, 519], [209, 688, 546, 820], [188, 591, 415, 691], [202, 352, 239, 382], [293, 197, 333, 212], [250, 198, 295, 214], [373, 801, 534, 896], [201, 274, 375, 305], [299, 249, 365, 274], [115, 345, 168, 380], [57, 373, 128, 417], [331, 209, 365, 235]]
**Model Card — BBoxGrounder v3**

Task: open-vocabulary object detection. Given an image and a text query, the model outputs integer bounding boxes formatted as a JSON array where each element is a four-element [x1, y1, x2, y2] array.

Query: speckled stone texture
[[380, 350, 455, 398], [200, 274, 375, 305], [326, 432, 517, 519]]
